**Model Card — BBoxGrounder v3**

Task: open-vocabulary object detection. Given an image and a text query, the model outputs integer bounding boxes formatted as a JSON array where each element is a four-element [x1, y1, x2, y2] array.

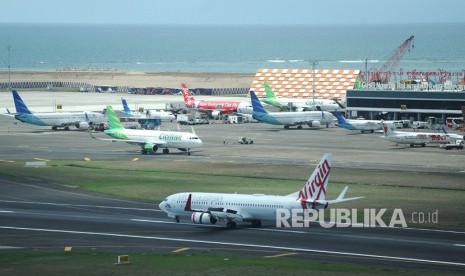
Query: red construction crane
[[371, 35, 415, 83]]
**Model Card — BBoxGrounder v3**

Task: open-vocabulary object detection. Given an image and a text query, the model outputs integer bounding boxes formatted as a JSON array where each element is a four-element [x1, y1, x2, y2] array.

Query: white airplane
[[263, 81, 342, 111], [250, 90, 335, 129], [7, 90, 106, 130], [335, 112, 396, 133], [381, 123, 451, 147], [121, 98, 175, 122], [159, 153, 363, 229], [92, 106, 203, 155]]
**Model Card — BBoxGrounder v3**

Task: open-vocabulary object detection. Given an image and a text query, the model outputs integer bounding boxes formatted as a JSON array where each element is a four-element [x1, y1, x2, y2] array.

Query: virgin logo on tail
[[181, 83, 195, 108], [298, 155, 331, 202]]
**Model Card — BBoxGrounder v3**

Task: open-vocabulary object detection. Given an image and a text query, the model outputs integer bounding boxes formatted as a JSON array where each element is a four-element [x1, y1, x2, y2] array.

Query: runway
[[1, 92, 465, 272], [0, 175, 464, 272]]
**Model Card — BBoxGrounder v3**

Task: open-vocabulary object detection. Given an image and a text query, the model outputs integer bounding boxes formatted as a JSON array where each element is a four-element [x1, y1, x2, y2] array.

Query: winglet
[[184, 193, 193, 211]]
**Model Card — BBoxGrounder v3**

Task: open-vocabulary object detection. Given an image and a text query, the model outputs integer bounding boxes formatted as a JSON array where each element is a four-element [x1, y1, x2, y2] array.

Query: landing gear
[[251, 219, 262, 228], [174, 216, 180, 223], [410, 144, 414, 148], [141, 149, 148, 154], [284, 125, 290, 129], [52, 126, 58, 131], [226, 221, 237, 229], [297, 125, 303, 129], [162, 148, 169, 154], [187, 149, 191, 156], [64, 126, 70, 131]]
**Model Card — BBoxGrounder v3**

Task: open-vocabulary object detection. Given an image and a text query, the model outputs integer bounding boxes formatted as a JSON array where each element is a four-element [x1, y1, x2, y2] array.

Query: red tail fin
[[181, 83, 195, 108], [297, 154, 332, 202]]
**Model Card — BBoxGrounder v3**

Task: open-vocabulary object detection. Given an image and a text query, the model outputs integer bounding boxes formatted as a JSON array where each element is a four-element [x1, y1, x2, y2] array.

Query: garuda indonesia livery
[[250, 90, 335, 129], [121, 98, 175, 122], [92, 106, 203, 155], [9, 90, 106, 130], [159, 153, 362, 229]]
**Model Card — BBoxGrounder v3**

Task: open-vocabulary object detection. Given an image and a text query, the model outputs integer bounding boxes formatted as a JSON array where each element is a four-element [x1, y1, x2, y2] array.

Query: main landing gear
[[226, 221, 237, 229]]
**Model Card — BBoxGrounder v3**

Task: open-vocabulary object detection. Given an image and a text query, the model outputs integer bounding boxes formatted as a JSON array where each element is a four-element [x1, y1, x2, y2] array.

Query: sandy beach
[[0, 71, 255, 89]]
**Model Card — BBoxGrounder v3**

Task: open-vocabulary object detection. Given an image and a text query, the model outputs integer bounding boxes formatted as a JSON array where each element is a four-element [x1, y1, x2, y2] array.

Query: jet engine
[[76, 122, 90, 129], [191, 212, 218, 225], [143, 143, 158, 153], [308, 121, 321, 128]]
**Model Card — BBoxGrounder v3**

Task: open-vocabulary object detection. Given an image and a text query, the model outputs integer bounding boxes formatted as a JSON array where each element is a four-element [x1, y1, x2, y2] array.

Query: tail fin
[[334, 111, 348, 126], [263, 81, 283, 108], [106, 106, 125, 129], [250, 90, 268, 114], [382, 122, 395, 136], [121, 98, 132, 115], [12, 90, 32, 114], [181, 83, 196, 108], [297, 153, 332, 201]]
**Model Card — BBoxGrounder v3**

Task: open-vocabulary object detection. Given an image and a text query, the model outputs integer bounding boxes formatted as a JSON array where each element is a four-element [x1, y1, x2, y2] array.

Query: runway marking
[[454, 244, 465, 247], [132, 158, 139, 162], [0, 246, 22, 249], [1, 225, 464, 268], [264, 252, 298, 258], [172, 247, 190, 253], [0, 199, 157, 212], [0, 211, 14, 213], [34, 158, 51, 162], [84, 157, 91, 161], [0, 160, 15, 163]]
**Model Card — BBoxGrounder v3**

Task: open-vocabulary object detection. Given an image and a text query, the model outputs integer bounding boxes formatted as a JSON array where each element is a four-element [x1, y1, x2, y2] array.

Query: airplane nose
[[159, 201, 165, 211]]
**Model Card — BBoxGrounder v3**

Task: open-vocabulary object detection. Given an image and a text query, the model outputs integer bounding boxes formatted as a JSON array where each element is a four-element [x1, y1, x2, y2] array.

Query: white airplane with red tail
[[180, 83, 252, 118], [159, 153, 362, 229]]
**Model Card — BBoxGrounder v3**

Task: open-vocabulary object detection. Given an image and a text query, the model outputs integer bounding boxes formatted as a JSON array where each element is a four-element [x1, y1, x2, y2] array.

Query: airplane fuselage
[[253, 111, 335, 127], [159, 192, 303, 222], [14, 111, 106, 128], [104, 129, 203, 149]]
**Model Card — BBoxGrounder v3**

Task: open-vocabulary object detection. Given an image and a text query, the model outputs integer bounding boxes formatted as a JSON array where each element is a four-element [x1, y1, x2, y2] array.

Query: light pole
[[310, 60, 318, 104], [7, 45, 12, 91]]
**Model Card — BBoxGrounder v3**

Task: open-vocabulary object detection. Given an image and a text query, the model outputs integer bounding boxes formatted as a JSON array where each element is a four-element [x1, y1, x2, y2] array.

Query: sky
[[2, 0, 465, 25]]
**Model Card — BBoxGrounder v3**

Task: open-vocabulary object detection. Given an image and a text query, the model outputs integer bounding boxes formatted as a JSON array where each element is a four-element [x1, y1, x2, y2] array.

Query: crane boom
[[371, 35, 415, 83]]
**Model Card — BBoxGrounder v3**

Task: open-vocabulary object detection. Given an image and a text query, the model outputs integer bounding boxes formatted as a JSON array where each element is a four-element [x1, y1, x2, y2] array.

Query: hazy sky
[[3, 0, 465, 25]]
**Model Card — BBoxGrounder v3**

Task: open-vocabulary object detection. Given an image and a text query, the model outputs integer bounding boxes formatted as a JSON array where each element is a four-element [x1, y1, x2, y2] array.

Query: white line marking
[[0, 199, 159, 212], [0, 211, 13, 213], [454, 244, 465, 247], [1, 225, 463, 267]]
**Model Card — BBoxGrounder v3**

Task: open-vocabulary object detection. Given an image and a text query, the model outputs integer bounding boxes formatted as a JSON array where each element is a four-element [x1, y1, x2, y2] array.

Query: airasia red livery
[[181, 83, 252, 117]]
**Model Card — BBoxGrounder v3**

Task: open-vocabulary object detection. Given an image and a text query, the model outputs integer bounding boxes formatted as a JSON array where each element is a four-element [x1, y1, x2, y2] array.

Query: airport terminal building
[[345, 89, 465, 121]]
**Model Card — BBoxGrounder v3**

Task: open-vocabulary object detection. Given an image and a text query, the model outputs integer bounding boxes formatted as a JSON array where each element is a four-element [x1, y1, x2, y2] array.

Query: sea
[[1, 23, 465, 78]]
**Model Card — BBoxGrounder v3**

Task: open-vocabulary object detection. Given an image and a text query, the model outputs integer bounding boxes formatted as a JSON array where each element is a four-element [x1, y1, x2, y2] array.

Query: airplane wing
[[184, 194, 246, 222]]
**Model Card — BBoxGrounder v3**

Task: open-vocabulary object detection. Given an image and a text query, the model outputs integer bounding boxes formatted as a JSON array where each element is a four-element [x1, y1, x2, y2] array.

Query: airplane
[[334, 111, 395, 133], [381, 123, 451, 147], [7, 90, 106, 130], [159, 153, 363, 229], [250, 90, 335, 129], [91, 105, 203, 155], [180, 83, 252, 118], [121, 98, 175, 122], [262, 81, 342, 111]]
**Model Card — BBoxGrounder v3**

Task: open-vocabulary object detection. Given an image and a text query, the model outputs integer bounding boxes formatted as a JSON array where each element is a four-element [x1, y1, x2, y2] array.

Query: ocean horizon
[[1, 23, 465, 80]]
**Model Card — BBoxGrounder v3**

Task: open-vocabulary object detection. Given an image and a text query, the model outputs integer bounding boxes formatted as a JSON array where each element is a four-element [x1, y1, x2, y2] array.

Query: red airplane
[[180, 83, 252, 117]]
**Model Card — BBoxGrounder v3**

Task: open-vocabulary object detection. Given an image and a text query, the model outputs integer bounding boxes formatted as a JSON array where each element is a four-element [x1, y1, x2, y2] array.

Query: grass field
[[0, 159, 464, 229], [0, 251, 438, 276]]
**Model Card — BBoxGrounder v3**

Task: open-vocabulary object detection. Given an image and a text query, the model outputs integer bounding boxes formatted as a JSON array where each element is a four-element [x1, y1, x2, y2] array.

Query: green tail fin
[[264, 81, 283, 108], [106, 106, 124, 129]]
